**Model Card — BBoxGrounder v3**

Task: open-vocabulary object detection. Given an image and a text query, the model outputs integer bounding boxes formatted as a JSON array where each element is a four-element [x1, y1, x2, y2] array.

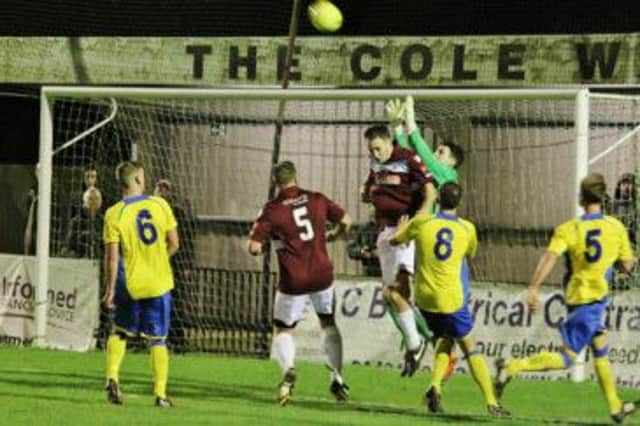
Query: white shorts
[[376, 225, 415, 287], [273, 286, 335, 327]]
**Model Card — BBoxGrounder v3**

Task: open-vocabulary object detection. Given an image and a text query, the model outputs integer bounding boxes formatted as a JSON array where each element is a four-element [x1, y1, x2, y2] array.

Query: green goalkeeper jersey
[[395, 127, 458, 186]]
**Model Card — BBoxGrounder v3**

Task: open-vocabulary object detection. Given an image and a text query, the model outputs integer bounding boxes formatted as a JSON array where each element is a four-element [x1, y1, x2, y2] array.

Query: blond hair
[[115, 161, 143, 189], [272, 161, 297, 186]]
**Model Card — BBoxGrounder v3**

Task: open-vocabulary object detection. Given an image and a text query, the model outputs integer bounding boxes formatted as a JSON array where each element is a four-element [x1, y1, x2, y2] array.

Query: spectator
[[610, 173, 636, 245], [62, 187, 104, 259], [22, 165, 39, 255], [607, 173, 637, 291], [84, 167, 98, 190]]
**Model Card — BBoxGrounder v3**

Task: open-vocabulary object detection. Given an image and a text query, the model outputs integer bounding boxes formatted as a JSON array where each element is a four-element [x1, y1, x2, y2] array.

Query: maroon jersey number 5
[[293, 206, 315, 241]]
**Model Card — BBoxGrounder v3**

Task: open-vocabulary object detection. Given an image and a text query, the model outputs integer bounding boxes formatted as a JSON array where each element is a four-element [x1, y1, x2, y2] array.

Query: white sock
[[323, 326, 343, 379], [397, 309, 421, 351], [273, 332, 295, 373]]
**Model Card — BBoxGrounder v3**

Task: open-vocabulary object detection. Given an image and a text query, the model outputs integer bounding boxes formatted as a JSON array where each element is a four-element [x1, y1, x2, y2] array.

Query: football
[[308, 0, 343, 33]]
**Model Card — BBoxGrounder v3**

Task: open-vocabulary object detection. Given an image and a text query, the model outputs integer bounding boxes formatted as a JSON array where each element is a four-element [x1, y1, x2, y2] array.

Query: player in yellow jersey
[[102, 161, 179, 408], [494, 173, 639, 424], [391, 182, 509, 417]]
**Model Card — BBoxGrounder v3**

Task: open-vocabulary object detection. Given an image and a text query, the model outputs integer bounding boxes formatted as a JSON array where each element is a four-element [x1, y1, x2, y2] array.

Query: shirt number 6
[[136, 209, 158, 245]]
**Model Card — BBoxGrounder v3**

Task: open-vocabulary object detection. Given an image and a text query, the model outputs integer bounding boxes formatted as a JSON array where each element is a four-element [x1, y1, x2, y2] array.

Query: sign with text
[[0, 34, 637, 86], [291, 280, 640, 389], [0, 254, 99, 351]]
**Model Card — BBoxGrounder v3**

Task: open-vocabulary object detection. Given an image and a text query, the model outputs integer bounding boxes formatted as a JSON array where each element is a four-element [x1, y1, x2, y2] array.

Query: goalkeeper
[[386, 96, 464, 188], [385, 95, 463, 378]]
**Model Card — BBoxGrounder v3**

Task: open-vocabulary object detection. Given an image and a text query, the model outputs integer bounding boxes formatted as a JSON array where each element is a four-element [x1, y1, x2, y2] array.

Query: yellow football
[[308, 0, 343, 33]]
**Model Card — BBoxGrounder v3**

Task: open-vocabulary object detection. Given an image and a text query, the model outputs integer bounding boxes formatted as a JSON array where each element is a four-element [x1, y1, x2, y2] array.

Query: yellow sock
[[150, 344, 169, 399], [467, 353, 497, 406], [106, 335, 127, 383], [430, 339, 453, 393], [594, 356, 622, 414], [506, 351, 566, 376]]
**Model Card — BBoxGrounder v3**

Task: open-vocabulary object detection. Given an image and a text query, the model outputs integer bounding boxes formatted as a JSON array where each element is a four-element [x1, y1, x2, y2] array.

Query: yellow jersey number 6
[[136, 209, 158, 245]]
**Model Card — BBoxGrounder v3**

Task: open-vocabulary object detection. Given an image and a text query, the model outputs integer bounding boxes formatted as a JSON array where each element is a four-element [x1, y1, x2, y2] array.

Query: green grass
[[1, 347, 639, 425]]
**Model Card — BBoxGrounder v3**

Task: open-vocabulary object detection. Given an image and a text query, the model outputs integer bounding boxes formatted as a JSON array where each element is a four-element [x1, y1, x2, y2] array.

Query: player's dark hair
[[614, 173, 635, 201], [580, 173, 607, 205], [439, 182, 463, 210], [364, 125, 391, 141], [272, 161, 297, 186], [115, 161, 143, 189], [442, 141, 465, 168]]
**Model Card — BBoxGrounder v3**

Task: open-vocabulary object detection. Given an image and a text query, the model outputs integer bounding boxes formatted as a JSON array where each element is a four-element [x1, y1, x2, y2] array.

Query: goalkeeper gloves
[[385, 98, 405, 128], [404, 95, 418, 134]]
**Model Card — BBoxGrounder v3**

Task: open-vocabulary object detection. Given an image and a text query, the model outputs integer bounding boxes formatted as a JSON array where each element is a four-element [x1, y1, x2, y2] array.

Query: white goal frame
[[36, 86, 595, 349]]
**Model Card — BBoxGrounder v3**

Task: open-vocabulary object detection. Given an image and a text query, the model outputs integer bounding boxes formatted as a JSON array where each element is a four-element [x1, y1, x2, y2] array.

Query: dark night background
[[0, 0, 638, 164]]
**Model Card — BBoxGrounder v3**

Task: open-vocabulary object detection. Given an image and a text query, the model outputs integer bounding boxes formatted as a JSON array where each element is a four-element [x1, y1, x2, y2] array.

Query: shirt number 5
[[585, 229, 602, 263], [293, 206, 315, 242]]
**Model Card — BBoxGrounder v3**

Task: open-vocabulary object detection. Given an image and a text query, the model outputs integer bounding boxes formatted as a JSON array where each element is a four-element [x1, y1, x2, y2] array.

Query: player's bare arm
[[527, 251, 558, 312], [166, 228, 180, 257], [102, 242, 119, 309], [327, 213, 353, 242], [616, 258, 636, 274], [417, 182, 437, 214], [247, 240, 264, 256], [389, 215, 410, 246]]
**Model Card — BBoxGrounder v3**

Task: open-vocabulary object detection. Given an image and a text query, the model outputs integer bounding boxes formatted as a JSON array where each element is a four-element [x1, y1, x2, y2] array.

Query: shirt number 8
[[434, 228, 453, 261]]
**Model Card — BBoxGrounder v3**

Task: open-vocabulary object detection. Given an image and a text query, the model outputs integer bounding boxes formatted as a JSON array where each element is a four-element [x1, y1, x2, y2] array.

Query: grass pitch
[[1, 346, 639, 425]]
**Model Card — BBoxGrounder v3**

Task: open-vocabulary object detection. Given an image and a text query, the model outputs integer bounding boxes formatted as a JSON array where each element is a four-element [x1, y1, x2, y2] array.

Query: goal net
[[37, 87, 639, 355]]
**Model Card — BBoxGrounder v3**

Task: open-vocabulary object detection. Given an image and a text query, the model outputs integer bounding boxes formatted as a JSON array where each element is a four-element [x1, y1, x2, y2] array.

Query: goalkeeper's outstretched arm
[[404, 96, 457, 185], [385, 98, 410, 149]]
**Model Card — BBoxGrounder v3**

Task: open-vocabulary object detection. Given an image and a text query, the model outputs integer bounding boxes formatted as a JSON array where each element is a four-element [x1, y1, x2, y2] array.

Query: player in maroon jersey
[[248, 160, 352, 406], [361, 125, 437, 377]]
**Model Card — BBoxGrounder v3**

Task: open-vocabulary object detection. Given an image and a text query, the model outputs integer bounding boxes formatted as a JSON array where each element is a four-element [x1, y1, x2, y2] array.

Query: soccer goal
[[36, 86, 640, 359]]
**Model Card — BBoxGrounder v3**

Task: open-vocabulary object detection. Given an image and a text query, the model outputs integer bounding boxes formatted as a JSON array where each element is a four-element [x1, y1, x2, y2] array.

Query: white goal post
[[36, 86, 639, 364]]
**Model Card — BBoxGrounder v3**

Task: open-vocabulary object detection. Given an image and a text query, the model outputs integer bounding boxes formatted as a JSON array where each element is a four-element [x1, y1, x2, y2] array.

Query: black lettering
[[544, 293, 565, 327], [67, 288, 77, 309], [186, 45, 212, 80], [492, 300, 507, 325], [56, 291, 66, 308], [507, 302, 525, 326], [11, 276, 21, 297], [341, 287, 361, 317], [471, 298, 484, 321], [229, 46, 257, 80], [20, 282, 33, 300], [498, 44, 525, 80], [277, 45, 302, 81], [350, 44, 382, 81], [615, 305, 629, 332], [575, 42, 621, 80], [452, 44, 477, 80], [484, 292, 492, 326], [628, 307, 640, 331], [368, 286, 387, 318], [400, 44, 432, 80]]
